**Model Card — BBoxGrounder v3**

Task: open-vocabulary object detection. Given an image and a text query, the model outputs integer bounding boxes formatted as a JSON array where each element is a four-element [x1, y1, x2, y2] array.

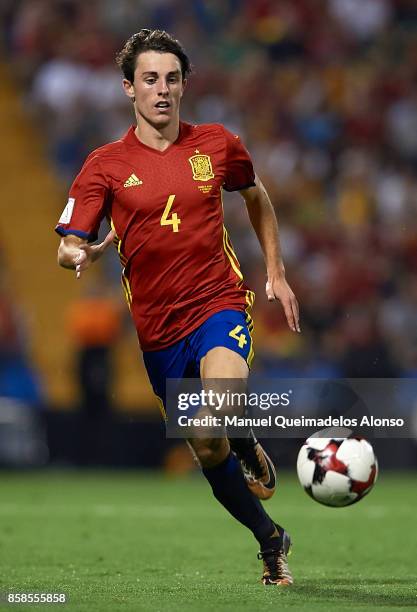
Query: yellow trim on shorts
[[244, 289, 255, 368]]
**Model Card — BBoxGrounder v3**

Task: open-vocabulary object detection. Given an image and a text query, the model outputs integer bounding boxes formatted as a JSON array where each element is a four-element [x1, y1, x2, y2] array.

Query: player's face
[[123, 51, 186, 129]]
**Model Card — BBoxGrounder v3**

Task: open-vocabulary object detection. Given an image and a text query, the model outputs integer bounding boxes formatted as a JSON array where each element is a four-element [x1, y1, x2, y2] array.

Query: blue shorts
[[143, 309, 254, 417]]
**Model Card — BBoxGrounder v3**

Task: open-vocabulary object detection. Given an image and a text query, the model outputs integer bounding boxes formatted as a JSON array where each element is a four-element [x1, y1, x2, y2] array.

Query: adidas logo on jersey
[[124, 173, 143, 188]]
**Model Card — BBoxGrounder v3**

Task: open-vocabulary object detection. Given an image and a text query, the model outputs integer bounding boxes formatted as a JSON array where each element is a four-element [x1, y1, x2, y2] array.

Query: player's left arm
[[240, 175, 300, 333]]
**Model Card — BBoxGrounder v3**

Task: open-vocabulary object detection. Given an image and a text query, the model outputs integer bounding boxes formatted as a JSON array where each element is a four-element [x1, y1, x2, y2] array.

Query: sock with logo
[[202, 451, 275, 545]]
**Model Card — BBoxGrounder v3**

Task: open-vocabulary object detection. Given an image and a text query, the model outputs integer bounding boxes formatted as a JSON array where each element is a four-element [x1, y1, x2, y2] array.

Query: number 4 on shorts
[[229, 325, 247, 349]]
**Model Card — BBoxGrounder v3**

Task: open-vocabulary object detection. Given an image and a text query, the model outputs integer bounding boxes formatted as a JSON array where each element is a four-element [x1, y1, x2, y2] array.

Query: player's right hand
[[75, 230, 115, 279]]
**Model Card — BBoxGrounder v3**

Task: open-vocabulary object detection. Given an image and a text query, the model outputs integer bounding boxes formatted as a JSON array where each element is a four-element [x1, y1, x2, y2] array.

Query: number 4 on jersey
[[229, 325, 247, 349], [161, 195, 181, 233]]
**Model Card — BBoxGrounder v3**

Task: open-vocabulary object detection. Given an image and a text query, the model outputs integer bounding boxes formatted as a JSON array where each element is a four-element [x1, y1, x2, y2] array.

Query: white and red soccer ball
[[297, 436, 378, 507]]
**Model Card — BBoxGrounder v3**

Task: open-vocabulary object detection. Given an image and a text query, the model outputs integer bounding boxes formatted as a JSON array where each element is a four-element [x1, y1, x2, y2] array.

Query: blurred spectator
[[65, 279, 123, 464], [0, 243, 45, 466], [66, 280, 123, 415], [0, 245, 43, 405]]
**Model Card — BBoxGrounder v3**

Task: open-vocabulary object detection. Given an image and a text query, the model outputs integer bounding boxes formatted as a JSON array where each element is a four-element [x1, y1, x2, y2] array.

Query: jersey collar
[[122, 122, 189, 155]]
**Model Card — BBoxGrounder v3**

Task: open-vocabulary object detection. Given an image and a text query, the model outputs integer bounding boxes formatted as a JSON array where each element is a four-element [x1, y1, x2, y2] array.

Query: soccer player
[[56, 29, 300, 585]]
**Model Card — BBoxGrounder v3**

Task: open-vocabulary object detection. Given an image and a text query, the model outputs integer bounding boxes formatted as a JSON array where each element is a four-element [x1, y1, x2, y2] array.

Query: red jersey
[[56, 122, 256, 351]]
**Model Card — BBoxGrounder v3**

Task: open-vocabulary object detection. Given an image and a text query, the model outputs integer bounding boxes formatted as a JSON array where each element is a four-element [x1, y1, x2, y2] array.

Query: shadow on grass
[[291, 578, 417, 607]]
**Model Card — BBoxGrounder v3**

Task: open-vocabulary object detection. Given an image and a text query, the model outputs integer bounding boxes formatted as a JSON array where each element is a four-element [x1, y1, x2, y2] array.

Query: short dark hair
[[116, 29, 192, 82]]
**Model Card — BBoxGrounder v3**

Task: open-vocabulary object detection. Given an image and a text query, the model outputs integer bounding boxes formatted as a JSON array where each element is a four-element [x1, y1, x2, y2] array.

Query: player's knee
[[191, 437, 229, 468]]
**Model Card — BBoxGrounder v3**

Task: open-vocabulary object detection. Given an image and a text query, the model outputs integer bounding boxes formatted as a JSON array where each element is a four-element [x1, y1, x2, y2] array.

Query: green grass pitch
[[0, 470, 416, 611]]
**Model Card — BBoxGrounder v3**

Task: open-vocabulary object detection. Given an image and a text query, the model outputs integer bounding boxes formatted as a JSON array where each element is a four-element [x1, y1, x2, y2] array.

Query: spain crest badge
[[188, 153, 215, 181]]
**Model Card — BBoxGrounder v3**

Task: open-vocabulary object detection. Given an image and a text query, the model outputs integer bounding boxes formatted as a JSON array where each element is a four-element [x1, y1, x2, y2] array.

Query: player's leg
[[192, 310, 276, 499], [229, 434, 277, 500], [142, 340, 282, 583], [142, 338, 192, 419], [143, 319, 292, 584], [190, 346, 292, 585]]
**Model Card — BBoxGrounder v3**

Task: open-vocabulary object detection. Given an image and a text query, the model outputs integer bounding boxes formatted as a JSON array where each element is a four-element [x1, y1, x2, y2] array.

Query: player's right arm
[[55, 152, 113, 277], [57, 230, 115, 278]]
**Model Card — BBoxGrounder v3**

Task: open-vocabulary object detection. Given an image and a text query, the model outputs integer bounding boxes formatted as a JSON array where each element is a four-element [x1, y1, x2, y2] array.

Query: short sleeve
[[55, 154, 109, 242], [222, 127, 256, 192]]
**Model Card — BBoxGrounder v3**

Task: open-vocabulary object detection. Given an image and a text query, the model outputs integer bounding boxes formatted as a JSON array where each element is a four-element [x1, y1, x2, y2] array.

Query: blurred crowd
[[1, 0, 417, 378], [0, 243, 42, 405]]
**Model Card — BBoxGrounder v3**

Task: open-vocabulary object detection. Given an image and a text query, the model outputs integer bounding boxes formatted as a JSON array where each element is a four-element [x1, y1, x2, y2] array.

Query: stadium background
[[0, 0, 416, 471], [1, 2, 417, 611]]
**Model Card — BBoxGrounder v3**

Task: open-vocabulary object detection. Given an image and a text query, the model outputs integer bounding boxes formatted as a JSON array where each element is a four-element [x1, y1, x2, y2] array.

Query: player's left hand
[[266, 277, 300, 333], [75, 230, 116, 279]]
